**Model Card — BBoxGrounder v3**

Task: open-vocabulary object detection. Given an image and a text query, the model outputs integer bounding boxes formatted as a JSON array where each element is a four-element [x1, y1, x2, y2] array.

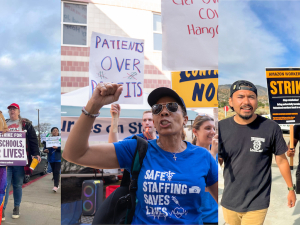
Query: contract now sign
[[172, 70, 218, 108]]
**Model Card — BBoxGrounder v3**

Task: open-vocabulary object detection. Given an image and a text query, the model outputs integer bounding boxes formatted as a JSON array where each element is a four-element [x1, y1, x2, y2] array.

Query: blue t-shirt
[[124, 132, 159, 141], [199, 153, 218, 223], [114, 139, 218, 224], [48, 147, 61, 163]]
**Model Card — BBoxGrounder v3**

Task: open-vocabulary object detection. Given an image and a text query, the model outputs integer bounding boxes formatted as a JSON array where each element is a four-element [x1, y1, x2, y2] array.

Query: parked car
[[23, 150, 48, 183]]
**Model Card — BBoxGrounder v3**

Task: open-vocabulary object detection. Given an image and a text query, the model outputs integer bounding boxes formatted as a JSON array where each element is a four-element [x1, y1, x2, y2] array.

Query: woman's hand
[[110, 104, 121, 118], [210, 134, 218, 159], [52, 146, 58, 149], [44, 149, 49, 153], [86, 83, 123, 114]]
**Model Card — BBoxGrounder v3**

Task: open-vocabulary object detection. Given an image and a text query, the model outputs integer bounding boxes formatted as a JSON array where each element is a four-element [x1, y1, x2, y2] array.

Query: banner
[[61, 117, 143, 142], [46, 136, 61, 148], [0, 132, 27, 166], [162, 0, 218, 71], [266, 68, 300, 124], [172, 70, 218, 108], [89, 32, 144, 104]]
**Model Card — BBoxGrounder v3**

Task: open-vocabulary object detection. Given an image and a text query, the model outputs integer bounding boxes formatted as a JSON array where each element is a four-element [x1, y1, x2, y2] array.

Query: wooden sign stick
[[289, 125, 294, 170]]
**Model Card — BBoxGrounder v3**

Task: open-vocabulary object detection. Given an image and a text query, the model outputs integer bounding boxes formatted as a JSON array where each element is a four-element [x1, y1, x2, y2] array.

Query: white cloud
[[219, 1, 288, 86], [0, 54, 16, 68]]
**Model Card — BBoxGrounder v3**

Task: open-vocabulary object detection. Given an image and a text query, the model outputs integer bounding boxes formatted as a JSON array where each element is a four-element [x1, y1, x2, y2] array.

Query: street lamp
[[36, 109, 40, 146]]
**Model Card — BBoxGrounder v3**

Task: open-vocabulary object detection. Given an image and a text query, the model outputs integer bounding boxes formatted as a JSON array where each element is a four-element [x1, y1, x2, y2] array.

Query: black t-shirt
[[218, 115, 287, 212], [294, 125, 300, 140]]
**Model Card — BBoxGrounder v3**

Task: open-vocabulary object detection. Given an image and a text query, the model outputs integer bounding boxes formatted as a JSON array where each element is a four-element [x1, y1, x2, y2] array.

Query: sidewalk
[[3, 174, 61, 225], [218, 165, 300, 225]]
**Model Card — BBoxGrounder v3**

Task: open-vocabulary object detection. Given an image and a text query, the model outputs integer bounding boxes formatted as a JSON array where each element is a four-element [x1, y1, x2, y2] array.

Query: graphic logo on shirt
[[250, 137, 265, 152], [166, 171, 175, 181], [8, 123, 20, 131], [170, 207, 188, 218], [172, 196, 180, 206], [188, 186, 201, 194]]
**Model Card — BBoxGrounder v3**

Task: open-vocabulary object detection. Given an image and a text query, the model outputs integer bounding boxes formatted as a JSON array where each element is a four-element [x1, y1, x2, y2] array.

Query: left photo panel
[[0, 1, 61, 224]]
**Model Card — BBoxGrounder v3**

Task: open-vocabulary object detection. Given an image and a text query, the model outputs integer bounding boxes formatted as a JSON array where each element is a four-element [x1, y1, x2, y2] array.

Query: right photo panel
[[218, 1, 300, 225]]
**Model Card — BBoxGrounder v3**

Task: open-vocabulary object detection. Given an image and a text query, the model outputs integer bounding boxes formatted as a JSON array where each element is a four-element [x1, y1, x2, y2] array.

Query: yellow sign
[[172, 70, 218, 108]]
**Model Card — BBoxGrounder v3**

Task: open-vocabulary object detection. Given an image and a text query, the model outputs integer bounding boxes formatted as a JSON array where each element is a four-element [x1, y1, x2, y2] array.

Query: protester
[[63, 83, 218, 224], [0, 111, 8, 223], [108, 104, 158, 142], [192, 115, 218, 225], [287, 124, 300, 193], [43, 127, 61, 192], [218, 80, 296, 225], [3, 103, 41, 220]]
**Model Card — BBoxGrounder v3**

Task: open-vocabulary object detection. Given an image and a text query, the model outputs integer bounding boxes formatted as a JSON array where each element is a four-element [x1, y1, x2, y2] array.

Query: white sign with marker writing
[[89, 32, 144, 104]]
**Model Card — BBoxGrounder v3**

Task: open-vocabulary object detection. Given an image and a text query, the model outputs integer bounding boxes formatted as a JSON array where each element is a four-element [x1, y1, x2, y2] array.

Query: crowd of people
[[0, 80, 298, 225], [63, 80, 298, 225]]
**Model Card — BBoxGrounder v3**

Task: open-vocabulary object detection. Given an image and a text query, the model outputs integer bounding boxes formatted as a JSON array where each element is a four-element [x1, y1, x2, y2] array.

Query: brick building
[[61, 0, 171, 94]]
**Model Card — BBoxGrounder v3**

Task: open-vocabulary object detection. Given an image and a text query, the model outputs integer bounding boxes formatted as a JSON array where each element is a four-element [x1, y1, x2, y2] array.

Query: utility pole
[[37, 109, 40, 146]]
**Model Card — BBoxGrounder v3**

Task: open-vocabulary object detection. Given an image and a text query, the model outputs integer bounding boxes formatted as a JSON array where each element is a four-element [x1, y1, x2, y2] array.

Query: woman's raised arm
[[62, 83, 123, 169]]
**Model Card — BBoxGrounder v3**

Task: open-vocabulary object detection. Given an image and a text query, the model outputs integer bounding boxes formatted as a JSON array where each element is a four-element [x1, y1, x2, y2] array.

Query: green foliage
[[257, 102, 265, 108], [218, 101, 227, 108]]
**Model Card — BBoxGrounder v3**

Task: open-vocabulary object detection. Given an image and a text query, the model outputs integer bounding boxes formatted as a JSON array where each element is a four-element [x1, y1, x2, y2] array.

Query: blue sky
[[219, 0, 300, 87], [0, 0, 61, 131]]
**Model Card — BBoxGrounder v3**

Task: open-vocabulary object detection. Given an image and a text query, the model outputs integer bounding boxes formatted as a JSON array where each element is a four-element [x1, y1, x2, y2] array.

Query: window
[[61, 2, 88, 46], [153, 14, 162, 51]]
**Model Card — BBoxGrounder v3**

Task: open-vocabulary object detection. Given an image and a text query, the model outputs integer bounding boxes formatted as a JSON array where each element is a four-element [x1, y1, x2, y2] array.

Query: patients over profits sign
[[0, 132, 27, 166], [89, 32, 144, 104], [266, 68, 300, 124]]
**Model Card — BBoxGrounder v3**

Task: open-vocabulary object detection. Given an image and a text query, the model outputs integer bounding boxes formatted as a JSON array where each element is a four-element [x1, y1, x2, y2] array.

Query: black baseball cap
[[147, 87, 187, 112], [230, 80, 257, 97]]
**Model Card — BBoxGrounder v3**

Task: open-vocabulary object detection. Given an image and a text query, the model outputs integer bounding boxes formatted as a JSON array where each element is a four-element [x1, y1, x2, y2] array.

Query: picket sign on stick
[[289, 125, 294, 170], [89, 32, 145, 105]]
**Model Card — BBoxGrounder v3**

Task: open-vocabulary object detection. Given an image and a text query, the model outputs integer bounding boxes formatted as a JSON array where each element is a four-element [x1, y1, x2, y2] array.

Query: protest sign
[[266, 68, 300, 124], [89, 32, 144, 104], [172, 70, 218, 108], [61, 117, 143, 142], [46, 136, 61, 148], [162, 0, 218, 71], [0, 131, 27, 166]]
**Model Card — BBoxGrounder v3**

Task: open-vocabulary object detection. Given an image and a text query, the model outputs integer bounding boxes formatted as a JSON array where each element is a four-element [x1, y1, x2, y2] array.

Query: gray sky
[[219, 0, 300, 87], [0, 0, 61, 131]]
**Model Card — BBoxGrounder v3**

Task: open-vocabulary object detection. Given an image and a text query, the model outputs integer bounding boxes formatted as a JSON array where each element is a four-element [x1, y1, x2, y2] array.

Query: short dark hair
[[51, 127, 59, 132]]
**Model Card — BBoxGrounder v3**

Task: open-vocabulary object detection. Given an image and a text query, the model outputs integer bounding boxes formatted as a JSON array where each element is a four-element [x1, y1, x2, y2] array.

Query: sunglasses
[[152, 102, 179, 115]]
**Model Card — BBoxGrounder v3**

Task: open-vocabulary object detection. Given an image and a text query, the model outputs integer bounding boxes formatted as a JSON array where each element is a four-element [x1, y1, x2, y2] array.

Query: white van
[[261, 114, 290, 133]]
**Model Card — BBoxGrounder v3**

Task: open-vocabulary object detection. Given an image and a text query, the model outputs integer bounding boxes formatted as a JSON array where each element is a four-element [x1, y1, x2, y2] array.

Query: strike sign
[[0, 132, 27, 166], [266, 68, 300, 124]]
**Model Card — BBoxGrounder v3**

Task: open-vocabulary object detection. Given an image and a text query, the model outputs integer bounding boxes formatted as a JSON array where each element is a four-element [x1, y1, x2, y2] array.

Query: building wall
[[61, 0, 171, 94]]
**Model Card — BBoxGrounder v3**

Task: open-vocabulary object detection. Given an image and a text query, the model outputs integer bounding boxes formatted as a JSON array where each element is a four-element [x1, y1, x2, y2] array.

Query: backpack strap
[[125, 135, 148, 224]]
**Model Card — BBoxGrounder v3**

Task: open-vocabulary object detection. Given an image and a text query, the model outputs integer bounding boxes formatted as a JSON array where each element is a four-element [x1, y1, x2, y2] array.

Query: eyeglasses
[[152, 102, 179, 115]]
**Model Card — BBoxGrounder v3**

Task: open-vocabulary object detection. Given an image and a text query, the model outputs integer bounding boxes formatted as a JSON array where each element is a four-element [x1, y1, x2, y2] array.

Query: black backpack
[[92, 135, 148, 224]]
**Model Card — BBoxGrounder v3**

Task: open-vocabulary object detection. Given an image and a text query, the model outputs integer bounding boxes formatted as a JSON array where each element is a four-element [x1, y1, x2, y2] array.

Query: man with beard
[[108, 104, 158, 142], [218, 80, 296, 225]]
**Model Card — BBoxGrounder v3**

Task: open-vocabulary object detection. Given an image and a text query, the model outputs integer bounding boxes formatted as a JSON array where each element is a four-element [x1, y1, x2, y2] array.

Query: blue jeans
[[4, 166, 24, 209], [47, 161, 52, 173]]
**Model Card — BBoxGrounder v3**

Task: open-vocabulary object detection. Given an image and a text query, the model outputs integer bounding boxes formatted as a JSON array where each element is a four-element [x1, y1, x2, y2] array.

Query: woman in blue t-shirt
[[192, 115, 218, 225], [63, 83, 218, 224], [43, 127, 61, 192]]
